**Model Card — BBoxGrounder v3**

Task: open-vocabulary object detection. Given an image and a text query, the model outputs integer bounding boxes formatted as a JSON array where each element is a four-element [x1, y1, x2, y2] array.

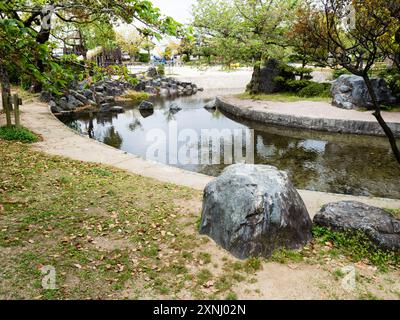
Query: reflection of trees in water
[[163, 108, 177, 122], [96, 112, 118, 125], [128, 118, 142, 131], [103, 127, 123, 149], [321, 143, 400, 198], [253, 132, 320, 190], [66, 120, 83, 134]]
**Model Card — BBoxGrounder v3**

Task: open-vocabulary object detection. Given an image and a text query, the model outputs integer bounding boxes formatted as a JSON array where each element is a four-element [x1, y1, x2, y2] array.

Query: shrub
[[120, 90, 149, 103], [138, 53, 150, 63], [284, 79, 311, 93], [378, 67, 400, 98], [293, 67, 313, 80], [157, 64, 165, 76], [297, 82, 331, 97], [0, 125, 38, 143], [332, 68, 351, 79]]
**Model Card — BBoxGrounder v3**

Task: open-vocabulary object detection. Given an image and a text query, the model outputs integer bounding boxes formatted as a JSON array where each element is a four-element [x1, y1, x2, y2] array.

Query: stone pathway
[[1, 100, 400, 216]]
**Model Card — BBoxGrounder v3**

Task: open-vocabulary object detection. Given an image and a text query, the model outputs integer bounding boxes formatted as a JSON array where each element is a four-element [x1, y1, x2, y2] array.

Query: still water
[[57, 89, 400, 199]]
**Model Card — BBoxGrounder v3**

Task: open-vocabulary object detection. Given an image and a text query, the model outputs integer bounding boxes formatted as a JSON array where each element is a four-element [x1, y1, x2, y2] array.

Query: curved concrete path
[[217, 96, 400, 137], [1, 101, 400, 217]]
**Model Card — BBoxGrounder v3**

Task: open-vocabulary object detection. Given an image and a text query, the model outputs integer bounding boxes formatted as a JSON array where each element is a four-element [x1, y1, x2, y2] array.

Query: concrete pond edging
[[216, 97, 400, 137]]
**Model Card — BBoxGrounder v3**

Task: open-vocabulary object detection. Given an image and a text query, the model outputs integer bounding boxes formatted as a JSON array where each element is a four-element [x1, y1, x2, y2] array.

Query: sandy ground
[[128, 65, 253, 90]]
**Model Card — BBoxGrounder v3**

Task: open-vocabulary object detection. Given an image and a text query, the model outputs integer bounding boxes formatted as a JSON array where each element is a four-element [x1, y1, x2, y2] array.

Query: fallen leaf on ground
[[203, 280, 215, 288]]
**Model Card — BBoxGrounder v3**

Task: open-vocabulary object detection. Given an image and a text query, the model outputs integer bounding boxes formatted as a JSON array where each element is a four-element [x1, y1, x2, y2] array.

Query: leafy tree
[[0, 0, 182, 93], [191, 0, 300, 66], [293, 0, 400, 164]]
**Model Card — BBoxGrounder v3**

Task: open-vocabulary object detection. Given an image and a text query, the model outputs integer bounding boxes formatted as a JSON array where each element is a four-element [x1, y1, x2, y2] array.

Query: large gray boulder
[[314, 201, 400, 252], [246, 59, 295, 94], [199, 164, 312, 259], [331, 75, 397, 110]]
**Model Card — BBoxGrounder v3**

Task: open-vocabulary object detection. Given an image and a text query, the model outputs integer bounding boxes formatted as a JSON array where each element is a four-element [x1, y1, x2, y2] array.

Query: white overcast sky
[[151, 0, 196, 24]]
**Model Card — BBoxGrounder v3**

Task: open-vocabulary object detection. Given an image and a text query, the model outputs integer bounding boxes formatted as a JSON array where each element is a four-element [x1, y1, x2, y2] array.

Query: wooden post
[[13, 94, 21, 128], [3, 92, 12, 126]]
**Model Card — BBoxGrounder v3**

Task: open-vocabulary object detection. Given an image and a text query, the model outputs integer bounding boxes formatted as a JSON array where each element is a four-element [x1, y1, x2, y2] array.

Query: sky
[[150, 0, 196, 24], [116, 0, 196, 49]]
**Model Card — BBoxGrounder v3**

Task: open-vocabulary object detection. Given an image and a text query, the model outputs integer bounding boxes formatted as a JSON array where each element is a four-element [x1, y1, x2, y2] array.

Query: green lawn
[[0, 141, 262, 299], [1, 140, 399, 300]]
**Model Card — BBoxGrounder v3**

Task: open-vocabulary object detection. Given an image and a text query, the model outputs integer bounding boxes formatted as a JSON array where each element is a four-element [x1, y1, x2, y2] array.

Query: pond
[[57, 89, 400, 199]]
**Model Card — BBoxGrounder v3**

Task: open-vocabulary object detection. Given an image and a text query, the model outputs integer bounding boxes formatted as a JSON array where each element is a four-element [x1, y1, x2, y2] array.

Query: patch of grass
[[243, 257, 263, 273], [236, 92, 330, 103], [270, 248, 304, 264], [332, 268, 346, 281], [385, 208, 400, 219], [358, 292, 381, 300], [196, 269, 213, 286], [0, 125, 38, 143], [90, 168, 113, 177], [225, 292, 238, 300], [312, 227, 400, 272], [0, 140, 216, 299], [119, 90, 149, 104], [197, 252, 212, 264]]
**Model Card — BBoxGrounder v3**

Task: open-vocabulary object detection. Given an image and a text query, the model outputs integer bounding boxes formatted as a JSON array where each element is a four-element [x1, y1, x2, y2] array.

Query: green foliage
[[121, 90, 149, 103], [378, 67, 400, 98], [271, 249, 304, 264], [294, 67, 313, 80], [297, 82, 331, 98], [332, 68, 352, 79], [225, 292, 238, 300], [244, 257, 262, 273], [192, 0, 300, 66], [157, 64, 165, 76], [138, 53, 150, 63], [0, 126, 38, 143], [312, 227, 400, 271], [284, 79, 312, 93], [1, 0, 184, 95]]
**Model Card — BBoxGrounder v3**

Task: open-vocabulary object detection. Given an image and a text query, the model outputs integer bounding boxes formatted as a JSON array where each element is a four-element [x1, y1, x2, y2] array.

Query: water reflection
[[57, 89, 400, 199]]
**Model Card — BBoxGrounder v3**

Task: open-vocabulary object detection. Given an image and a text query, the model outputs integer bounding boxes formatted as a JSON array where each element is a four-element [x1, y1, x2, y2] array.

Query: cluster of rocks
[[44, 67, 202, 114], [42, 78, 134, 114], [199, 164, 399, 259], [331, 75, 398, 110], [135, 75, 203, 98]]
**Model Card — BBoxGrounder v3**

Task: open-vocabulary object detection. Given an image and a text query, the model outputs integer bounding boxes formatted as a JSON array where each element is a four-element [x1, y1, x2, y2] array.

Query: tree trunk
[[363, 74, 400, 165], [31, 7, 52, 93], [0, 61, 11, 111]]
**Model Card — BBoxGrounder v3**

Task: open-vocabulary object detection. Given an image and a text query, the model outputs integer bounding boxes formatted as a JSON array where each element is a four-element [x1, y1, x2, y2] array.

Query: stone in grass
[[313, 201, 400, 252], [199, 164, 312, 259]]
